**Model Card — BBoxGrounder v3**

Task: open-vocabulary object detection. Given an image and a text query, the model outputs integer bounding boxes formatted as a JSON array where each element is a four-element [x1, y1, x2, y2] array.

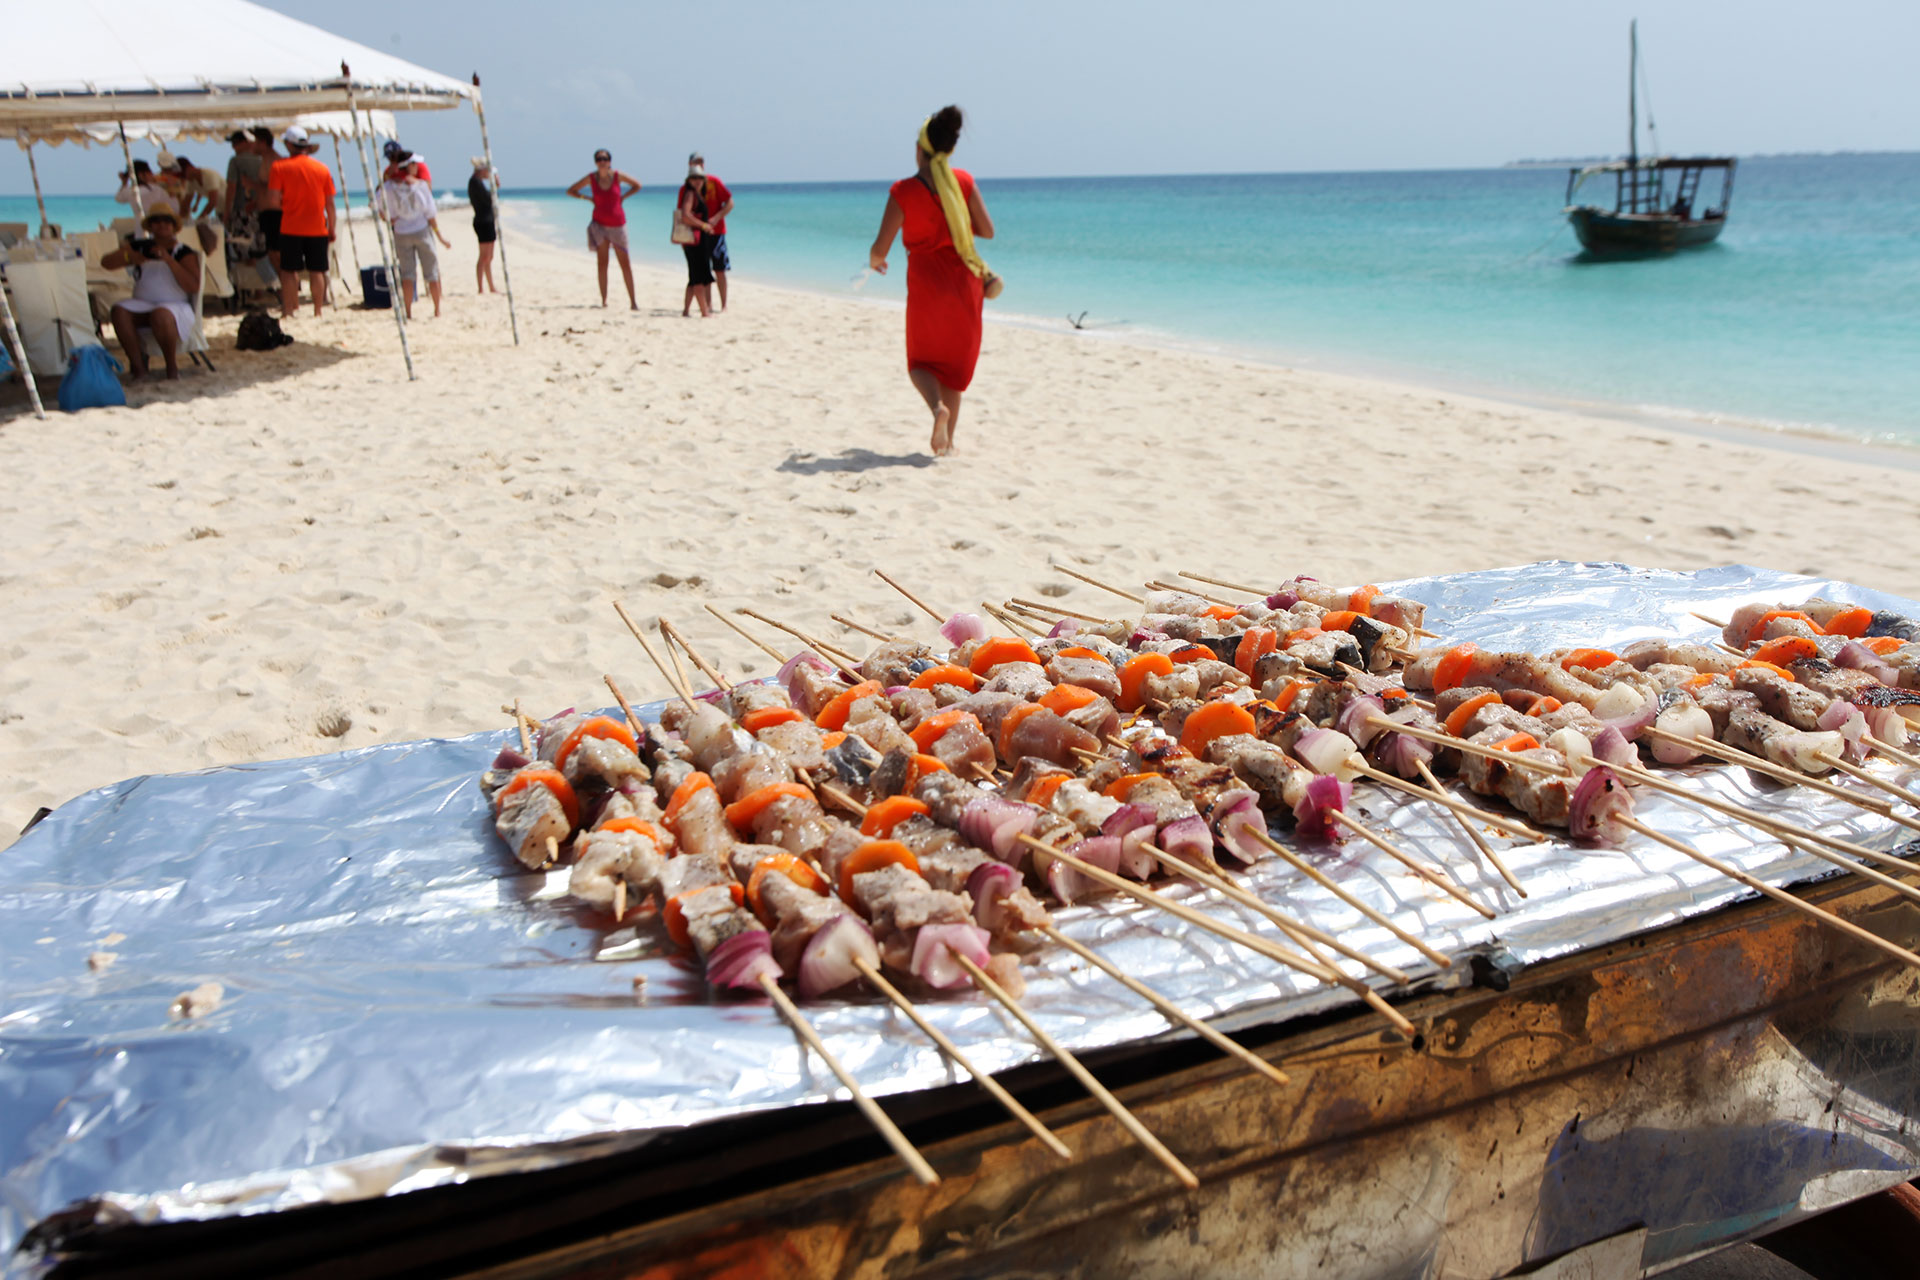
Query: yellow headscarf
[[918, 119, 994, 287]]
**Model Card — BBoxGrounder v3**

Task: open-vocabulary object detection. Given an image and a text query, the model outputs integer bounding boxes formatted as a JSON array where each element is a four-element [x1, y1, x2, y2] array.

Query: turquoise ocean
[[12, 154, 1918, 444]]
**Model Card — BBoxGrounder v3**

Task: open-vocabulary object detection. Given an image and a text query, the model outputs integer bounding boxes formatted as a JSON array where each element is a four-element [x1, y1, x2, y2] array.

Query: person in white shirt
[[374, 153, 451, 318], [114, 161, 179, 219]]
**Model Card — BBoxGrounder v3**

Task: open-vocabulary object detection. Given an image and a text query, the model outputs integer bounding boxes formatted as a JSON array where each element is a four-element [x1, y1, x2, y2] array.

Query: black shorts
[[280, 234, 330, 273], [473, 217, 498, 245], [258, 209, 282, 253]]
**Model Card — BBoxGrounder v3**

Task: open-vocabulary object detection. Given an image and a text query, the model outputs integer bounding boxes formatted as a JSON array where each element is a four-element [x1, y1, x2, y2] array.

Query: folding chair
[[139, 285, 215, 374], [2, 258, 101, 376]]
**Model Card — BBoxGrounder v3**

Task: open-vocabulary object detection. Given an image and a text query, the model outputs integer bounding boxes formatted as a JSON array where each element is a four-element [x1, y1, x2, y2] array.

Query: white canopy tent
[[1, 0, 519, 407]]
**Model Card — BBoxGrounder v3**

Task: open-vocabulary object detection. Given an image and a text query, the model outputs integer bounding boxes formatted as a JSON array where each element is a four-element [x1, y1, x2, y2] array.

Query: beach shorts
[[473, 216, 497, 245], [279, 234, 330, 274], [709, 234, 730, 272], [587, 220, 628, 252], [258, 209, 282, 254], [392, 231, 440, 284]]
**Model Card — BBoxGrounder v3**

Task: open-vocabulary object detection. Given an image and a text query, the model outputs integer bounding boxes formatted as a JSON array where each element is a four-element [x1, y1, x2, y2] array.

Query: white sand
[[3, 214, 1918, 843]]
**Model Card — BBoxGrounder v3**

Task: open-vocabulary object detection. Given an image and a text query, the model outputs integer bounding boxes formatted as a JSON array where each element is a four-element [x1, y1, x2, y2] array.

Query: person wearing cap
[[162, 154, 224, 223], [566, 150, 640, 309], [376, 153, 451, 319], [683, 153, 735, 312], [266, 125, 336, 319], [383, 140, 432, 187], [101, 209, 201, 380], [114, 161, 178, 219], [468, 157, 500, 294]]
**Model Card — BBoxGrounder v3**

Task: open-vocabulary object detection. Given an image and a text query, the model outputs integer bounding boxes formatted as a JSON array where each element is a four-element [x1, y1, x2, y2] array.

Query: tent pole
[[0, 275, 48, 420], [25, 143, 51, 236], [117, 123, 145, 219], [346, 82, 415, 382], [330, 134, 361, 280], [471, 74, 519, 345]]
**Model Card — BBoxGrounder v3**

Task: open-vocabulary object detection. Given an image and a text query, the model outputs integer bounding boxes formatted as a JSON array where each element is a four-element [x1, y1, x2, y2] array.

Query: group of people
[[567, 151, 732, 316]]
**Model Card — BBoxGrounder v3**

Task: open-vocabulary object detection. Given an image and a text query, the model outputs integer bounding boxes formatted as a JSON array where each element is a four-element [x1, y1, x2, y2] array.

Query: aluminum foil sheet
[[5, 561, 1919, 1268]]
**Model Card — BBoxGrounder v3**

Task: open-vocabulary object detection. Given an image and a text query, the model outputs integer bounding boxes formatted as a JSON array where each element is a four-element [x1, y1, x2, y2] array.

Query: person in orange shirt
[[266, 125, 337, 319]]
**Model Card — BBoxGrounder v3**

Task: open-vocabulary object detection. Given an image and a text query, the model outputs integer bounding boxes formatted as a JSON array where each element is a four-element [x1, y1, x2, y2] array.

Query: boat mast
[[1627, 19, 1638, 165]]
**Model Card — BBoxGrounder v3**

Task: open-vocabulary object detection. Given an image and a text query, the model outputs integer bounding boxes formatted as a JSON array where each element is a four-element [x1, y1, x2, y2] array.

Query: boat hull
[[1567, 206, 1727, 256]]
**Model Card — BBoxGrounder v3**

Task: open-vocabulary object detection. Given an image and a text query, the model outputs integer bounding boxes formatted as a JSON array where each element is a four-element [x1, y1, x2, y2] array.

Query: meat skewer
[[705, 602, 789, 663], [873, 567, 947, 623], [1175, 570, 1442, 638], [1053, 564, 1145, 605]]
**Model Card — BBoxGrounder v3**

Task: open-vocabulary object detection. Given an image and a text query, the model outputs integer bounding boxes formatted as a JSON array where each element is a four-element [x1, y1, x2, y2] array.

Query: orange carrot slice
[[1523, 695, 1563, 717], [663, 773, 716, 828], [1444, 691, 1501, 738], [1348, 585, 1382, 615], [1559, 648, 1619, 671], [1235, 627, 1278, 675], [838, 840, 921, 901], [1201, 605, 1239, 620], [553, 716, 638, 773], [860, 795, 930, 838], [969, 637, 1041, 675], [1270, 679, 1309, 714], [997, 702, 1046, 760], [496, 768, 580, 829], [740, 706, 805, 734], [1492, 733, 1541, 753], [1179, 700, 1257, 758], [1169, 645, 1214, 664], [814, 680, 885, 731], [910, 708, 980, 753], [908, 664, 979, 692], [1824, 607, 1872, 639], [1750, 636, 1820, 668], [1863, 637, 1905, 655], [1735, 659, 1797, 680], [904, 753, 950, 787], [1104, 772, 1159, 801], [664, 883, 746, 950], [1118, 652, 1175, 710], [1683, 672, 1721, 689], [724, 782, 815, 832], [821, 732, 848, 749], [1055, 645, 1112, 664], [1743, 610, 1824, 645], [1283, 627, 1324, 649], [1039, 684, 1099, 716], [1026, 775, 1069, 809], [1318, 610, 1359, 634], [598, 817, 665, 844], [747, 853, 826, 921], [1432, 643, 1480, 693]]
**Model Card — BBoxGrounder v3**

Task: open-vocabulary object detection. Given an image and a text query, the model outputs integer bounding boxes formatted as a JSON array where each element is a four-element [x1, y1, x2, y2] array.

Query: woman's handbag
[[670, 203, 699, 246]]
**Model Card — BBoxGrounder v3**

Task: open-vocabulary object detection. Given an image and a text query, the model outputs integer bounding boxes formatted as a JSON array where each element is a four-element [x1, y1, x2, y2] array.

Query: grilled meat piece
[[859, 640, 939, 689], [1044, 654, 1122, 703]]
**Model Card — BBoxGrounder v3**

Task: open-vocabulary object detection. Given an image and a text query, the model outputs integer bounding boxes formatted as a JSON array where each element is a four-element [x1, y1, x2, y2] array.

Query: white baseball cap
[[282, 125, 312, 147]]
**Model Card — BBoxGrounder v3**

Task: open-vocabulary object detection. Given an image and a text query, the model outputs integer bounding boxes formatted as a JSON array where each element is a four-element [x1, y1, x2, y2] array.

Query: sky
[[5, 0, 1918, 195]]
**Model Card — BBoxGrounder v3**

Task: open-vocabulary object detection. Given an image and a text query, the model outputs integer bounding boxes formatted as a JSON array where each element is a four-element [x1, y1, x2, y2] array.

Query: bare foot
[[930, 405, 953, 456]]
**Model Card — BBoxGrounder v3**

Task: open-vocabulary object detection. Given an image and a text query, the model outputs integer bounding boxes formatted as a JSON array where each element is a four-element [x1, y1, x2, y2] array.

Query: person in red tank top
[[867, 105, 996, 456], [566, 150, 641, 309]]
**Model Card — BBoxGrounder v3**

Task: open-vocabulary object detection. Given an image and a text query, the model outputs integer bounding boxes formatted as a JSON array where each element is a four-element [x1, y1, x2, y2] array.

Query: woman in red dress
[[867, 105, 997, 456]]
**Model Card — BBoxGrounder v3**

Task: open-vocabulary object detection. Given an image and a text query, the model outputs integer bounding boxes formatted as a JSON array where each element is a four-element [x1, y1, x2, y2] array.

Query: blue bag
[[58, 346, 126, 412]]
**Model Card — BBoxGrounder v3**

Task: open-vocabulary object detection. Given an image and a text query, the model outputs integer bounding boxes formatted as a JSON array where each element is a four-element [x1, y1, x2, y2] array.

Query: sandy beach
[[3, 211, 1918, 845]]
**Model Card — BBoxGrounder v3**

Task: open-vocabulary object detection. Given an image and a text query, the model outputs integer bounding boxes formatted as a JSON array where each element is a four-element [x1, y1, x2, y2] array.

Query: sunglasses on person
[[594, 154, 611, 164]]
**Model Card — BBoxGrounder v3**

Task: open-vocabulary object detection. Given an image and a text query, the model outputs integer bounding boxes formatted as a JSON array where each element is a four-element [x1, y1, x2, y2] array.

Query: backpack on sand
[[235, 310, 293, 351], [57, 346, 126, 412]]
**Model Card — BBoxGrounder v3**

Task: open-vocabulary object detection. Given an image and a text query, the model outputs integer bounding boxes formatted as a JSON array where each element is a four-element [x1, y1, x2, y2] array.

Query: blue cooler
[[359, 265, 393, 309]]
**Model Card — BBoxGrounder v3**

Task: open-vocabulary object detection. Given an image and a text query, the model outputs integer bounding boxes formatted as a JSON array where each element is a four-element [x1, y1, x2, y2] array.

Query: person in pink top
[[566, 149, 640, 309]]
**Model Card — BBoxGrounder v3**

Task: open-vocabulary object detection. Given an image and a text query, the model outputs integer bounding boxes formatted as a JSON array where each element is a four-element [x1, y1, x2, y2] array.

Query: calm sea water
[[13, 155, 1917, 444]]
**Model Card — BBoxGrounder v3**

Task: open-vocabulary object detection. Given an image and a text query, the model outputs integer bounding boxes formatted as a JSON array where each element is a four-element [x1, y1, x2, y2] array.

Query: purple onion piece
[[1380, 728, 1435, 779], [1050, 836, 1122, 904], [1264, 591, 1299, 610], [492, 746, 531, 771], [776, 650, 833, 707], [696, 688, 726, 705], [1601, 699, 1658, 742], [910, 923, 991, 989], [705, 929, 783, 991], [1861, 704, 1908, 751], [966, 861, 1023, 930], [1292, 774, 1351, 841], [1157, 813, 1216, 869], [796, 916, 877, 998], [1100, 802, 1157, 840], [1116, 825, 1158, 879], [960, 795, 1041, 864], [1835, 641, 1902, 687], [1046, 617, 1081, 639], [940, 611, 989, 648], [1591, 725, 1638, 770], [1335, 695, 1387, 748], [1570, 766, 1634, 845], [1129, 629, 1171, 647], [1209, 789, 1266, 864], [1817, 700, 1869, 763]]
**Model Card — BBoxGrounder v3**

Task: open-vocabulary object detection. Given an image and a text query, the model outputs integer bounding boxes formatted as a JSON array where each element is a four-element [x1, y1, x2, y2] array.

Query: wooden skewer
[[737, 609, 862, 674], [603, 675, 647, 742], [1017, 834, 1336, 983], [613, 600, 695, 711], [1690, 611, 1729, 629], [1008, 598, 1119, 626], [1176, 570, 1268, 596], [983, 601, 1042, 638], [660, 617, 730, 692], [1365, 716, 1570, 777], [1350, 760, 1549, 841], [544, 835, 559, 867], [1645, 727, 1913, 828], [816, 782, 868, 818], [1246, 829, 1452, 969], [951, 953, 1199, 1189], [659, 619, 702, 706], [612, 879, 627, 923], [1613, 818, 1920, 972], [757, 971, 939, 1185], [831, 613, 899, 643], [1414, 759, 1529, 898], [873, 568, 946, 623], [1865, 733, 1920, 772], [1137, 842, 1409, 984], [851, 956, 1072, 1159], [1814, 751, 1920, 811], [1326, 810, 1498, 920], [1038, 925, 1290, 1086], [1145, 579, 1239, 608], [509, 699, 532, 755], [1605, 760, 1920, 903], [1002, 600, 1069, 629], [704, 603, 788, 663], [1054, 565, 1145, 604]]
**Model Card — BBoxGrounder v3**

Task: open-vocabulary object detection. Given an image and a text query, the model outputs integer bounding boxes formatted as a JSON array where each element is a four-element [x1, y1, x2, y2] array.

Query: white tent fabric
[[17, 111, 398, 152], [0, 0, 473, 144]]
